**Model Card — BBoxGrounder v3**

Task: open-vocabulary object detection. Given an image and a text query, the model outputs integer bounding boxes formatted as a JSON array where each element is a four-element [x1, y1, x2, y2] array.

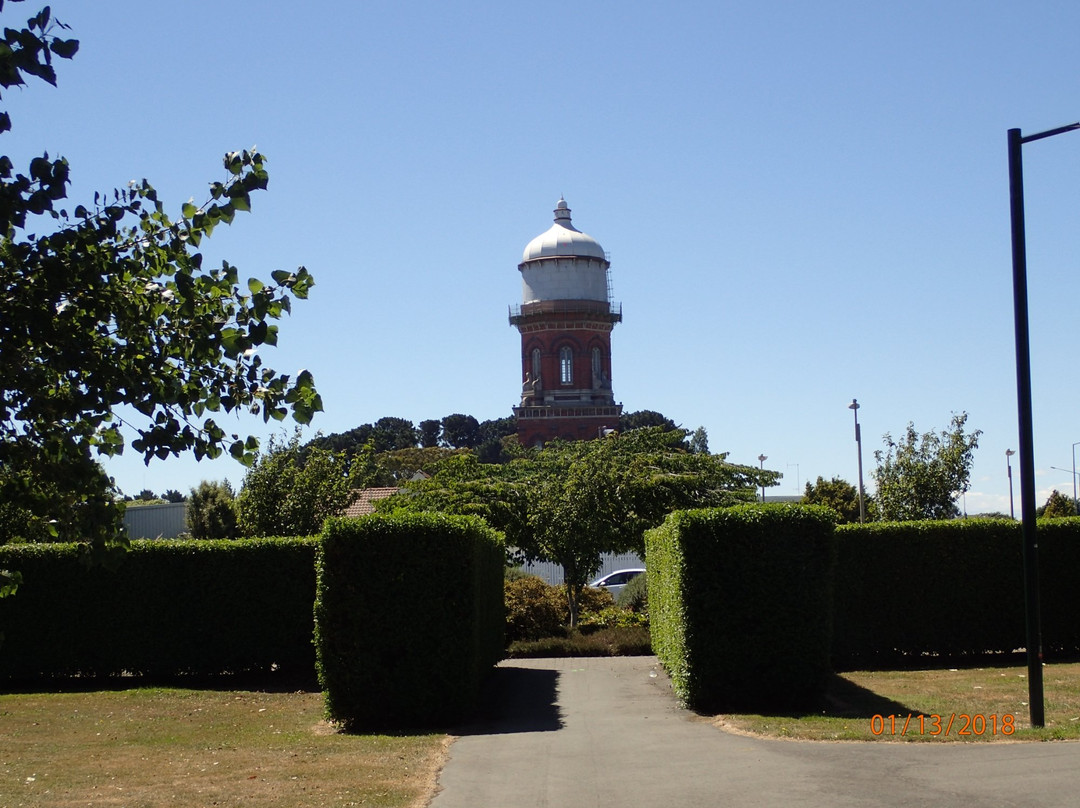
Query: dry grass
[[714, 662, 1080, 742], [0, 687, 447, 807]]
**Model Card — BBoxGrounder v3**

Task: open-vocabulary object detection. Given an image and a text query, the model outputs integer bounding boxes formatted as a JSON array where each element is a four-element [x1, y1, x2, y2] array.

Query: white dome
[[521, 198, 606, 263]]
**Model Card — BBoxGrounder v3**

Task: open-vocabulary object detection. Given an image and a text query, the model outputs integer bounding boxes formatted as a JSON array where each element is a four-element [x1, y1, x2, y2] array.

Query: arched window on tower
[[531, 348, 542, 386], [591, 347, 602, 383], [559, 346, 573, 385]]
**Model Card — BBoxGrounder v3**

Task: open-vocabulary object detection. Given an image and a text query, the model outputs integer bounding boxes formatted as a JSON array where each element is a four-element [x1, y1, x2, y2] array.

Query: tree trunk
[[564, 559, 580, 628]]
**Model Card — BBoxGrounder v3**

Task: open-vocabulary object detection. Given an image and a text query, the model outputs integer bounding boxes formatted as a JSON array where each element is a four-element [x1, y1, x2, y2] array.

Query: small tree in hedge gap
[[187, 480, 238, 540], [872, 412, 981, 521], [1040, 489, 1076, 519], [236, 430, 361, 537]]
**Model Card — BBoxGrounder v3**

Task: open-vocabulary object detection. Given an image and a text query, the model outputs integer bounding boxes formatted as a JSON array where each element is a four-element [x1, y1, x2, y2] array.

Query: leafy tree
[[187, 480, 237, 540], [162, 489, 186, 503], [478, 416, 517, 444], [619, 409, 679, 433], [0, 455, 119, 545], [802, 476, 866, 524], [0, 6, 321, 558], [441, 413, 481, 448], [371, 417, 418, 452], [418, 419, 442, 448], [236, 430, 360, 537], [872, 413, 982, 521], [475, 416, 518, 463], [305, 425, 374, 465], [383, 427, 777, 625], [1040, 490, 1075, 519], [376, 446, 461, 481], [134, 489, 158, 502], [689, 426, 709, 455]]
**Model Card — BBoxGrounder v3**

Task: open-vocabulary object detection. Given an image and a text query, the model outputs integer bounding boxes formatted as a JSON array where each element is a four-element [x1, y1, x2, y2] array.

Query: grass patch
[[507, 625, 652, 658], [713, 662, 1080, 742], [0, 687, 446, 806]]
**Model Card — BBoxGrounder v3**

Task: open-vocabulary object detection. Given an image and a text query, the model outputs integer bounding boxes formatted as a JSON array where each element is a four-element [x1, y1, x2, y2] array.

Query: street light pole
[[758, 454, 767, 503], [1006, 449, 1016, 520], [1072, 442, 1080, 514], [1007, 120, 1079, 728], [848, 399, 866, 524]]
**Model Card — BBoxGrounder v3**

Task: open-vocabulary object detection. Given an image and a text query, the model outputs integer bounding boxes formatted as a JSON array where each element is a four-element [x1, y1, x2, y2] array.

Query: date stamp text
[[870, 713, 1016, 737]]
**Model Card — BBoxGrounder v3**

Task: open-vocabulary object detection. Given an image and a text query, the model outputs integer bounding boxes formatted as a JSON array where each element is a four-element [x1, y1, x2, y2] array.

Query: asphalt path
[[429, 656, 1080, 808]]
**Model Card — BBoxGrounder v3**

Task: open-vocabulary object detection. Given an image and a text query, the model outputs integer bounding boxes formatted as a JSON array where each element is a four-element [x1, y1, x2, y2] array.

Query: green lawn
[[715, 662, 1080, 742]]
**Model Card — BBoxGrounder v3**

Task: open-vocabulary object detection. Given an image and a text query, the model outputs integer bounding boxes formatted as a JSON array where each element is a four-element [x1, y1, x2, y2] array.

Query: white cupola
[[518, 198, 610, 304]]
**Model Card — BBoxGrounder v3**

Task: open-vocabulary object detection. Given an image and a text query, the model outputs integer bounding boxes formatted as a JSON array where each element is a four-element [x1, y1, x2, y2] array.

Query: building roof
[[342, 487, 400, 517], [521, 198, 607, 263]]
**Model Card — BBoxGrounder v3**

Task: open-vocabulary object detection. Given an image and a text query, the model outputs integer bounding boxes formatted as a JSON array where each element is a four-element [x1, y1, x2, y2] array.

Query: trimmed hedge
[[1035, 518, 1080, 656], [315, 513, 504, 730], [832, 517, 1080, 668], [0, 537, 318, 681], [647, 504, 836, 712]]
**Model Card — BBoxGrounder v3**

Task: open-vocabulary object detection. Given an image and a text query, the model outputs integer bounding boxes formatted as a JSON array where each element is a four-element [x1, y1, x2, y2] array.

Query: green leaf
[[50, 37, 79, 59], [219, 328, 245, 357]]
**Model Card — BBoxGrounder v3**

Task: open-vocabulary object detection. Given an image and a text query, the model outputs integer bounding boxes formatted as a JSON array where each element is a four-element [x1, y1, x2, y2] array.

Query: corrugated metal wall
[[123, 502, 188, 539], [516, 551, 644, 586]]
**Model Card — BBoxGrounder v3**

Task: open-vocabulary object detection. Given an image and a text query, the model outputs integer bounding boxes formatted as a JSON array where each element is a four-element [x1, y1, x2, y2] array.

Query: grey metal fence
[[123, 502, 188, 539], [515, 551, 644, 586]]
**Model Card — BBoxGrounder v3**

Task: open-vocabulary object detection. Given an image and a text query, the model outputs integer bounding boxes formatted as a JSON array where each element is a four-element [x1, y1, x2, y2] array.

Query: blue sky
[[9, 1, 1080, 512]]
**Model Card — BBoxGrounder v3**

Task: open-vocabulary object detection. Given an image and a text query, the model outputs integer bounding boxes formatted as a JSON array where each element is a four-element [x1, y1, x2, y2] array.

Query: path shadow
[[453, 665, 563, 736], [691, 673, 920, 720], [818, 673, 922, 719]]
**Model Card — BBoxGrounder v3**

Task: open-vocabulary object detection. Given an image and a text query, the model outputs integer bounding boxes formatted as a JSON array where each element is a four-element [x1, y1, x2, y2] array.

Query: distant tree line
[[178, 409, 703, 542]]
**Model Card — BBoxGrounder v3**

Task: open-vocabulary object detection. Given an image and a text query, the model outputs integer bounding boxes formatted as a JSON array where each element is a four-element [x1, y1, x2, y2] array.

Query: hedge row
[[315, 513, 504, 729], [832, 517, 1080, 668], [0, 537, 318, 681], [647, 504, 837, 713]]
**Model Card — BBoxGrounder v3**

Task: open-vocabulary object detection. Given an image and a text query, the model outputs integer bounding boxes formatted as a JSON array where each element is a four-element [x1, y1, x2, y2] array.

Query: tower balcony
[[509, 299, 622, 327], [513, 404, 623, 420]]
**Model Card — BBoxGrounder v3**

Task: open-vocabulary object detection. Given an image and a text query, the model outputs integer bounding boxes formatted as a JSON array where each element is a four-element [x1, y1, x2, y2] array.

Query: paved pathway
[[429, 656, 1080, 808]]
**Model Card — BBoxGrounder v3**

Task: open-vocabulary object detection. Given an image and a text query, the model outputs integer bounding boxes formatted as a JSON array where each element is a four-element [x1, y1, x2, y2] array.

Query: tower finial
[[554, 197, 571, 223]]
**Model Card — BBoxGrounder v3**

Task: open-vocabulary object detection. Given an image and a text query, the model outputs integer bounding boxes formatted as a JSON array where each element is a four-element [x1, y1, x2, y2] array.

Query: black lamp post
[[1008, 120, 1080, 728], [848, 399, 866, 524], [1006, 449, 1016, 520]]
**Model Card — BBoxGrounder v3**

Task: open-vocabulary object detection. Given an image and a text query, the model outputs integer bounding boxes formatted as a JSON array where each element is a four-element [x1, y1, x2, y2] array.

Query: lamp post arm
[[1020, 122, 1080, 144]]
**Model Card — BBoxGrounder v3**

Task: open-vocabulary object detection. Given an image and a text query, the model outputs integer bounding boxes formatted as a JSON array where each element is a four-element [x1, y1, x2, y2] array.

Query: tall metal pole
[[1006, 449, 1016, 520], [1072, 442, 1080, 513], [758, 454, 767, 502], [1008, 125, 1046, 728], [849, 399, 866, 523]]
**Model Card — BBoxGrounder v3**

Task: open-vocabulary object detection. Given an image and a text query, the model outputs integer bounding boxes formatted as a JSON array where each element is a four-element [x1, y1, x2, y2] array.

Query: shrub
[[503, 576, 615, 644], [648, 504, 837, 713], [578, 606, 648, 630], [831, 517, 1080, 667], [616, 570, 648, 612], [505, 576, 565, 643], [0, 537, 319, 681], [315, 513, 504, 730], [508, 625, 652, 658], [576, 584, 616, 615]]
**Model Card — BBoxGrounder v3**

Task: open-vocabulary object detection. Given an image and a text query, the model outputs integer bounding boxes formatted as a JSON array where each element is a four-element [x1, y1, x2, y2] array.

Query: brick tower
[[510, 198, 622, 447]]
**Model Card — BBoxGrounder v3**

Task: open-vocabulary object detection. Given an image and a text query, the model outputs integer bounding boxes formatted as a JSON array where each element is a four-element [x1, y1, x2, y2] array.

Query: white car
[[589, 568, 645, 598]]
